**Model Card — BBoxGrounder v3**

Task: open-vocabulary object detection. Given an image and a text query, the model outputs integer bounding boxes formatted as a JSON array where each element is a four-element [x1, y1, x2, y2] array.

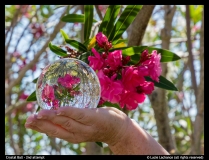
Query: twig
[[13, 8, 40, 53], [6, 89, 20, 154], [50, 137, 61, 155], [5, 6, 29, 55], [5, 101, 29, 116], [5, 7, 68, 97], [176, 61, 188, 92], [5, 7, 21, 41], [185, 5, 198, 98], [8, 115, 20, 154], [90, 21, 102, 38], [142, 37, 198, 46], [95, 5, 103, 20]]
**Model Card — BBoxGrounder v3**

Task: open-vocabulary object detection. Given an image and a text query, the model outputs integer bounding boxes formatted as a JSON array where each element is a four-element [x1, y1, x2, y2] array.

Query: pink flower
[[119, 90, 146, 110], [20, 93, 28, 100], [26, 103, 34, 112], [149, 50, 162, 82], [106, 50, 122, 70], [98, 97, 105, 106], [98, 70, 123, 103], [13, 51, 21, 58], [96, 32, 108, 48], [139, 50, 162, 82], [88, 48, 106, 71], [136, 81, 154, 95], [122, 56, 130, 65], [96, 32, 112, 51], [57, 74, 80, 89], [52, 99, 59, 109], [42, 84, 55, 101], [30, 23, 45, 39], [137, 65, 149, 77], [122, 66, 145, 91]]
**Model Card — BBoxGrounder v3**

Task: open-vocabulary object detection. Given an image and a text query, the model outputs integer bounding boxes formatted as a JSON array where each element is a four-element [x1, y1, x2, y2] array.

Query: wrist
[[107, 118, 137, 154], [107, 118, 169, 155]]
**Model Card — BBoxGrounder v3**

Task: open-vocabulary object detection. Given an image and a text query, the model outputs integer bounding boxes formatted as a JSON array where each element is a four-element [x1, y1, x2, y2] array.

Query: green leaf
[[60, 29, 69, 40], [113, 39, 128, 45], [102, 101, 122, 110], [49, 42, 67, 57], [110, 46, 181, 63], [84, 5, 94, 41], [65, 39, 87, 52], [60, 29, 87, 52], [32, 77, 38, 83], [108, 5, 143, 43], [145, 76, 178, 91], [110, 46, 147, 56], [36, 106, 41, 113], [95, 142, 103, 148], [98, 5, 121, 36], [147, 47, 181, 62], [61, 14, 98, 23], [189, 5, 203, 24], [83, 38, 91, 47], [78, 51, 91, 64], [26, 91, 37, 102]]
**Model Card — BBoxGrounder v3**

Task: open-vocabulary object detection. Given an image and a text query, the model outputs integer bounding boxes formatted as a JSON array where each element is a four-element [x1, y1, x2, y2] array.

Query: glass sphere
[[36, 58, 101, 110]]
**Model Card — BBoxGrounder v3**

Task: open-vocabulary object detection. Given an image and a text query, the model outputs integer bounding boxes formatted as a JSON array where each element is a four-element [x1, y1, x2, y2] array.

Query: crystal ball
[[36, 58, 101, 110]]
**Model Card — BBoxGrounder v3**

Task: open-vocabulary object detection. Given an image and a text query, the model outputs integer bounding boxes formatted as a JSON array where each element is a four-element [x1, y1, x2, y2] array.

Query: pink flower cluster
[[41, 74, 81, 110], [42, 84, 59, 109], [88, 32, 162, 110]]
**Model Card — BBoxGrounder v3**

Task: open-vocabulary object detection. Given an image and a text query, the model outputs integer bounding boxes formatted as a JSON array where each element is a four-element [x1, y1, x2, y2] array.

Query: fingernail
[[26, 121, 33, 124], [56, 111, 61, 115], [37, 115, 42, 119]]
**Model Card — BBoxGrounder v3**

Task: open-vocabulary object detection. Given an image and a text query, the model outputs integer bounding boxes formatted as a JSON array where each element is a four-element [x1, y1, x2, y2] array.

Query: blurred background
[[5, 5, 204, 155]]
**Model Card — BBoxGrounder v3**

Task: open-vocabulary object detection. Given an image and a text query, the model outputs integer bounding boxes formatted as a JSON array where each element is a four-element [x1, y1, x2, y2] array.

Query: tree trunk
[[148, 5, 177, 154], [83, 5, 102, 155], [191, 7, 204, 155], [128, 5, 155, 46], [84, 142, 102, 155], [122, 5, 155, 115]]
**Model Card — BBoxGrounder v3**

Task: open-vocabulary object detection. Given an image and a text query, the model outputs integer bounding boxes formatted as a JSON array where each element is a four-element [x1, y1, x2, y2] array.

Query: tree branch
[[5, 101, 29, 116], [5, 6, 29, 55], [95, 5, 103, 20], [6, 89, 20, 154], [148, 5, 177, 154], [5, 7, 21, 41], [191, 7, 204, 155], [142, 37, 198, 46], [128, 5, 155, 46], [185, 5, 198, 98], [5, 8, 68, 97], [13, 8, 40, 53]]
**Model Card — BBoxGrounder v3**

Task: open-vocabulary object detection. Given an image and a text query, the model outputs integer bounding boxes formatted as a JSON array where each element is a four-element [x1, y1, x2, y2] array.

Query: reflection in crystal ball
[[36, 58, 101, 110]]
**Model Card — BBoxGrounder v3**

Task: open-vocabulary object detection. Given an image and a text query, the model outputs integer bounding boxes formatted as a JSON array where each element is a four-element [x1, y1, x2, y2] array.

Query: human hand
[[25, 107, 130, 146]]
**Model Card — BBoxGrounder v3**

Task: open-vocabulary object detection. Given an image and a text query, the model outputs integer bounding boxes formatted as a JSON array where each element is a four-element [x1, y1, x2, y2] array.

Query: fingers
[[36, 109, 91, 133], [55, 106, 124, 124], [56, 107, 98, 124], [25, 114, 81, 143]]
